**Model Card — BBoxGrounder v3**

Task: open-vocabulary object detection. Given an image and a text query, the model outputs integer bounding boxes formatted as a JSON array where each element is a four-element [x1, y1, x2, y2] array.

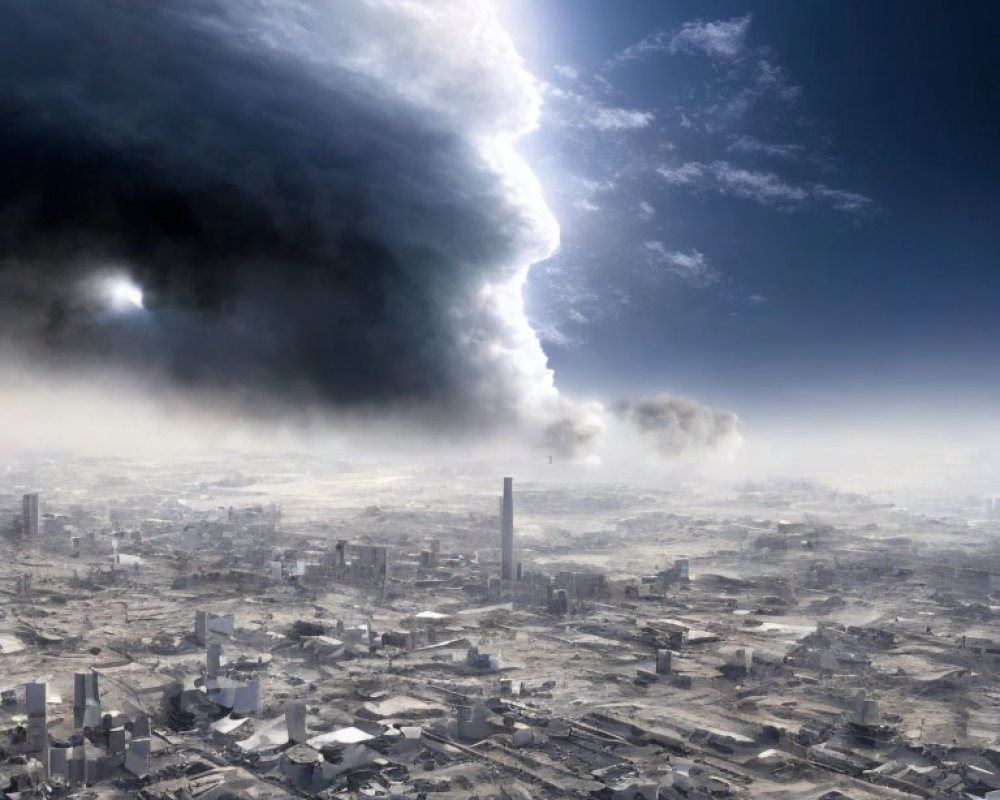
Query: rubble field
[[2, 453, 1000, 799]]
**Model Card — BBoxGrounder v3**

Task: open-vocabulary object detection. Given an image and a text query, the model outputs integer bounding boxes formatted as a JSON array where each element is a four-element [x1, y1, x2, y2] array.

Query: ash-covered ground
[[2, 452, 1000, 799]]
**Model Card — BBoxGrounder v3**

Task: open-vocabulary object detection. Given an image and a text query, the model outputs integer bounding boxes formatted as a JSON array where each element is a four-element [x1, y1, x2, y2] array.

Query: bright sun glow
[[106, 277, 144, 310]]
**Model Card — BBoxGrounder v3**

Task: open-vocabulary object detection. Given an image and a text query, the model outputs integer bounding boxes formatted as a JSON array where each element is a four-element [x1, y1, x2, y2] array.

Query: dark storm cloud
[[616, 394, 742, 457], [0, 0, 556, 427]]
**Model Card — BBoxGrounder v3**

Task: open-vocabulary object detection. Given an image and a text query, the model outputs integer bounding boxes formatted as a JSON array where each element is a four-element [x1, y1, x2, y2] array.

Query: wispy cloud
[[638, 201, 655, 220], [711, 162, 808, 206], [657, 160, 872, 213], [590, 107, 656, 131], [544, 84, 654, 131], [812, 185, 874, 212], [569, 176, 616, 213], [644, 241, 722, 288], [609, 16, 799, 131], [727, 135, 805, 161], [753, 59, 801, 103], [696, 59, 801, 129], [532, 318, 581, 348], [670, 15, 752, 59], [528, 246, 631, 348], [657, 162, 706, 186], [612, 15, 751, 65]]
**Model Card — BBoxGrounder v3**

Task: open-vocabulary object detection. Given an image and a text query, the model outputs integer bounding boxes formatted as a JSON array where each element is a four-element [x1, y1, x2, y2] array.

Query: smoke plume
[[616, 394, 743, 459], [543, 400, 605, 459]]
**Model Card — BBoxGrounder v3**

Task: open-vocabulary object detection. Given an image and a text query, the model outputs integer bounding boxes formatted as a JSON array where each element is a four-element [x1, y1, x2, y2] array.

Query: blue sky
[[3, 0, 999, 476], [501, 1, 1000, 424]]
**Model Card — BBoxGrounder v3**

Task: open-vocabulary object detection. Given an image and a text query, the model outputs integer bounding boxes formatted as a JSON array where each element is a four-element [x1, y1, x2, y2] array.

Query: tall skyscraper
[[26, 682, 47, 752], [501, 477, 514, 581], [22, 493, 38, 539]]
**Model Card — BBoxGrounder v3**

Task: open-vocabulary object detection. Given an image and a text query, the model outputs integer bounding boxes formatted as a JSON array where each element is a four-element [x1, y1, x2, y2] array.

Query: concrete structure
[[722, 647, 753, 678], [286, 701, 307, 744], [501, 476, 514, 581], [556, 570, 607, 599], [851, 691, 882, 727], [195, 610, 235, 645], [354, 544, 389, 585], [25, 682, 46, 752], [457, 702, 504, 742], [108, 726, 127, 753], [329, 541, 389, 586], [231, 680, 261, 715], [547, 587, 569, 615], [207, 642, 223, 679], [21, 493, 38, 539], [48, 743, 71, 779], [125, 715, 151, 778], [656, 649, 672, 675], [465, 646, 498, 670], [74, 671, 101, 728]]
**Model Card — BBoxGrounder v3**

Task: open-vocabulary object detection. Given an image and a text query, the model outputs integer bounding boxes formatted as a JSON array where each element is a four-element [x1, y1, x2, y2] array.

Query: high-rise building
[[21, 493, 39, 539], [501, 477, 514, 581], [26, 682, 47, 752]]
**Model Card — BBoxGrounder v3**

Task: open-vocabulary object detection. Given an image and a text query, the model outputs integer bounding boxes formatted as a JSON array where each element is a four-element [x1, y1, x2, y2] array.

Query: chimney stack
[[501, 477, 514, 582]]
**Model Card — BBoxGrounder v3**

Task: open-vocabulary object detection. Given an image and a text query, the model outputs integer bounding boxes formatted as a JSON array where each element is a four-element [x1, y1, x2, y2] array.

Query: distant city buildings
[[3, 492, 40, 541], [2, 455, 999, 797]]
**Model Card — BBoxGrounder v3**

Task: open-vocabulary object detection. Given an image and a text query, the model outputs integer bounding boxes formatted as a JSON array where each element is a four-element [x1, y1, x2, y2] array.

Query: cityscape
[[2, 456, 1000, 798], [2, 0, 1000, 798]]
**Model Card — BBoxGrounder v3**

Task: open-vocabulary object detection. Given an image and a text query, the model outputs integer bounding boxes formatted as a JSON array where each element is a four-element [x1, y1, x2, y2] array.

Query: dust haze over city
[[2, 2, 1000, 799]]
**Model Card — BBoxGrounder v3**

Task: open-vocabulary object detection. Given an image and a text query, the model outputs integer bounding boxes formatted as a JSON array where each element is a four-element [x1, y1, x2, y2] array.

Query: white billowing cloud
[[554, 63, 579, 80], [230, 0, 571, 435], [644, 242, 722, 288], [657, 160, 872, 213], [228, 0, 542, 142], [544, 85, 654, 131]]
